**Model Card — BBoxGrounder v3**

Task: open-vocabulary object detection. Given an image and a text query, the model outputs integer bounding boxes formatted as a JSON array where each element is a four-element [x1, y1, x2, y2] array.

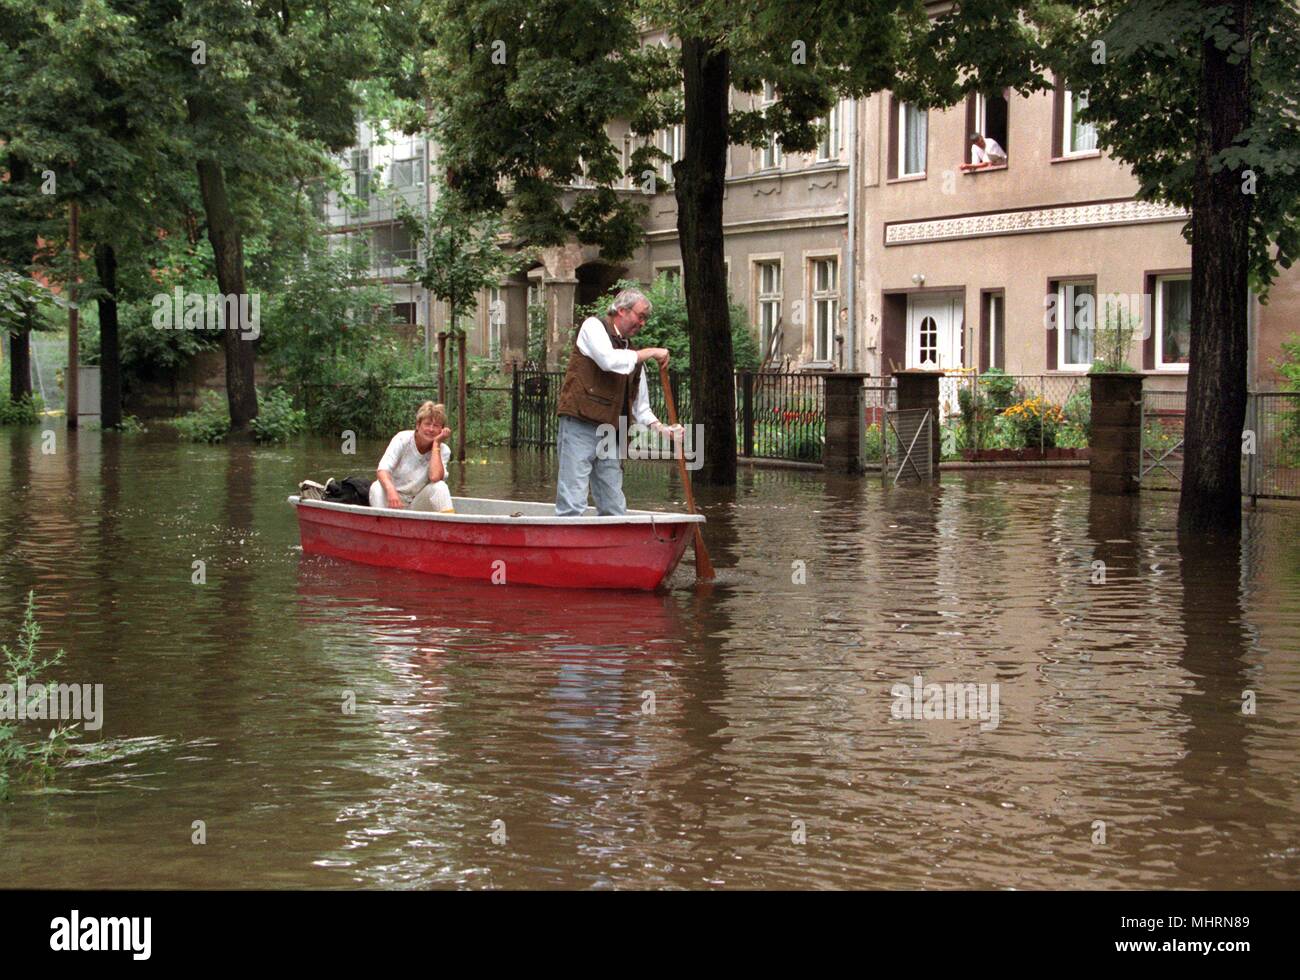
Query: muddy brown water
[[1, 426, 1298, 888]]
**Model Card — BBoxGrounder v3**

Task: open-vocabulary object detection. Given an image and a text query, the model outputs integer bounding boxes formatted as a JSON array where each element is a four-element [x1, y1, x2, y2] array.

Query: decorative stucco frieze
[[883, 199, 1188, 246]]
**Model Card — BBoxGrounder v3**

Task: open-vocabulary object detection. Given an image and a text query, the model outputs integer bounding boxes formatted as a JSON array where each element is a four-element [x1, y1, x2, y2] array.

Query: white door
[[906, 293, 964, 370]]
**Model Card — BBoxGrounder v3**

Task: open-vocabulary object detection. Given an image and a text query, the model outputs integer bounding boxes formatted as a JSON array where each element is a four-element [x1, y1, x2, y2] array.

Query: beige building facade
[[331, 75, 1297, 389]]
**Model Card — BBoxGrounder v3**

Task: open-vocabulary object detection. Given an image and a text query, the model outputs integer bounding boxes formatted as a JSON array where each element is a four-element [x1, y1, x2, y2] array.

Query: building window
[[348, 149, 371, 212], [486, 286, 504, 359], [967, 91, 1009, 166], [816, 102, 841, 162], [759, 82, 783, 170], [1055, 280, 1096, 370], [755, 261, 782, 357], [982, 289, 1003, 369], [371, 224, 416, 270], [622, 134, 633, 188], [811, 258, 838, 362], [898, 101, 927, 177], [655, 265, 682, 294], [393, 303, 416, 325], [389, 150, 425, 189], [1155, 275, 1191, 370], [658, 125, 683, 184], [1063, 89, 1098, 156]]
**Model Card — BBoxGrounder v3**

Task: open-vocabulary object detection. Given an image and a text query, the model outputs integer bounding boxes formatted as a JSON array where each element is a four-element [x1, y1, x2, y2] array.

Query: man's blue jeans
[[555, 414, 626, 516]]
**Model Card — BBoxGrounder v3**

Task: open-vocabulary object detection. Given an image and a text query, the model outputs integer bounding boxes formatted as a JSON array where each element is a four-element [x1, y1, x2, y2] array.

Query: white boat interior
[[288, 495, 705, 526]]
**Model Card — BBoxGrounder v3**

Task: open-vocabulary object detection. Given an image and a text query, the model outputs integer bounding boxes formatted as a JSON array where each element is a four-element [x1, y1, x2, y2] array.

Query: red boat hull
[[292, 497, 698, 590]]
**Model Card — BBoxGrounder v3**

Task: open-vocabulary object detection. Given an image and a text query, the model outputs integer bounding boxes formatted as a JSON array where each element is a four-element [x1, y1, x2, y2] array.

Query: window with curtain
[[1157, 276, 1191, 369], [1065, 89, 1098, 155], [1058, 281, 1096, 369], [900, 102, 927, 176]]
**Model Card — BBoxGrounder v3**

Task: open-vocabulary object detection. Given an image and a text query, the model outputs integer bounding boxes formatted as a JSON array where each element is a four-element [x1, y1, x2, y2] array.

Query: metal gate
[[883, 408, 934, 485], [1140, 389, 1186, 490]]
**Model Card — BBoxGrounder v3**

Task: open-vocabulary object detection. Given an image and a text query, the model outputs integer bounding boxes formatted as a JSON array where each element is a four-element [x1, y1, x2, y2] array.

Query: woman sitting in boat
[[369, 401, 455, 513]]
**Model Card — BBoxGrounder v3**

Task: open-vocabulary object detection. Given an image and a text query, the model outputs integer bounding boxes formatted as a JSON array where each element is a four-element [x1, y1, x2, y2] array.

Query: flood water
[[2, 425, 1298, 889]]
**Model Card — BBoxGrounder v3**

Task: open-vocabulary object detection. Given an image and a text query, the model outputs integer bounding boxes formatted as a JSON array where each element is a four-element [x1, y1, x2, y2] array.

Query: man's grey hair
[[608, 288, 652, 317]]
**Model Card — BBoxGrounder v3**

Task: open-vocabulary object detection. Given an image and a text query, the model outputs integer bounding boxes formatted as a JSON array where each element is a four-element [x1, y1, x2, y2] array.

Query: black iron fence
[[511, 366, 829, 464]]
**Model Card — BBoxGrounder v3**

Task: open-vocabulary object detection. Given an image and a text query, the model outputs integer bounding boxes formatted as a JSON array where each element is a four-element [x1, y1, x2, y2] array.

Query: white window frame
[[987, 292, 1004, 370], [658, 125, 683, 184], [487, 286, 504, 359], [754, 259, 782, 357], [389, 150, 425, 189], [1063, 89, 1098, 156], [1056, 280, 1096, 370], [1155, 274, 1192, 373], [811, 257, 838, 363], [898, 101, 927, 177], [816, 102, 841, 162], [759, 82, 783, 171]]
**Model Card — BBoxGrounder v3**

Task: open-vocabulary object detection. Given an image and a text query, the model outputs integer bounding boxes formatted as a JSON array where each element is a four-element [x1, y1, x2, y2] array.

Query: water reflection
[[1, 428, 1298, 888]]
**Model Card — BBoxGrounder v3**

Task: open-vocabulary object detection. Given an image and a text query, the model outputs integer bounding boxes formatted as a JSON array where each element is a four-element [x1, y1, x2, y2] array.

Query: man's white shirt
[[971, 137, 1007, 165], [575, 316, 660, 427]]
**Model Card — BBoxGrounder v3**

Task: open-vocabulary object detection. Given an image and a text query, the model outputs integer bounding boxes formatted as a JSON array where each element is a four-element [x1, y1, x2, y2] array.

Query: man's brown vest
[[556, 315, 643, 428]]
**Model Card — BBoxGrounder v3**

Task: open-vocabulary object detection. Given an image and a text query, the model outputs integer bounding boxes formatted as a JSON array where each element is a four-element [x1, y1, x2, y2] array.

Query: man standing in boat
[[555, 289, 682, 516]]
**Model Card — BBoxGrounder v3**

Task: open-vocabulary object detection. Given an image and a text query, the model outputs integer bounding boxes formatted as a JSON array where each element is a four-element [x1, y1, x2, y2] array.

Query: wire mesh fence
[[936, 372, 1092, 459], [1247, 391, 1300, 500]]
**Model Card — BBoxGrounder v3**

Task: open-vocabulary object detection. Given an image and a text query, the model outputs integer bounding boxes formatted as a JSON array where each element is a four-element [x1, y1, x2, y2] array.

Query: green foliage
[[978, 368, 1018, 411], [1, 592, 78, 799], [1091, 299, 1138, 373], [403, 178, 533, 331], [526, 302, 548, 366], [0, 268, 58, 338], [1003, 396, 1065, 450], [170, 391, 231, 444], [1, 355, 44, 425], [862, 422, 883, 462], [1064, 387, 1092, 438], [260, 236, 407, 394], [1278, 334, 1300, 392], [173, 388, 305, 443], [249, 388, 307, 443], [576, 274, 761, 372]]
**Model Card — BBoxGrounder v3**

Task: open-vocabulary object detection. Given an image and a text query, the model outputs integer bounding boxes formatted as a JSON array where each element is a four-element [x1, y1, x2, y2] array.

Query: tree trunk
[[9, 327, 32, 402], [94, 243, 123, 428], [2, 155, 34, 403], [675, 37, 736, 486], [1178, 0, 1252, 535], [195, 157, 259, 432]]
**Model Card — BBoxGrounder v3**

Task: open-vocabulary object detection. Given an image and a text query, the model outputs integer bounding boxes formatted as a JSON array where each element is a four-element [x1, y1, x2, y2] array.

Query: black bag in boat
[[323, 477, 372, 506]]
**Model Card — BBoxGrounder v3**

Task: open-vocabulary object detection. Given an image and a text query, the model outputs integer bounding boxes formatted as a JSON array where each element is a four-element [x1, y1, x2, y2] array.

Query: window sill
[[887, 173, 927, 184], [1050, 151, 1102, 164], [960, 164, 1008, 176], [801, 360, 836, 372], [1152, 364, 1190, 373]]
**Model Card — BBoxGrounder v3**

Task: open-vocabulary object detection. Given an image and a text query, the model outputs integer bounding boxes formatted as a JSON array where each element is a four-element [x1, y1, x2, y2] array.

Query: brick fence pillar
[[894, 370, 942, 477], [1090, 372, 1145, 494], [819, 372, 871, 473]]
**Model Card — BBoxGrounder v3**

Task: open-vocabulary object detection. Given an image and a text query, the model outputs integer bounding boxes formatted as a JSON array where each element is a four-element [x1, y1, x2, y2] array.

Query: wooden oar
[[658, 361, 715, 580]]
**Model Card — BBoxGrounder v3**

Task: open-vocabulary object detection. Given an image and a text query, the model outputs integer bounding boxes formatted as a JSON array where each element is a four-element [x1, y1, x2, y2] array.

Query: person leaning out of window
[[960, 132, 1007, 171]]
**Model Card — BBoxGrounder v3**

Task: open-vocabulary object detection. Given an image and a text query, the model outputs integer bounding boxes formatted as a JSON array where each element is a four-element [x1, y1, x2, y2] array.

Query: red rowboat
[[289, 495, 705, 590]]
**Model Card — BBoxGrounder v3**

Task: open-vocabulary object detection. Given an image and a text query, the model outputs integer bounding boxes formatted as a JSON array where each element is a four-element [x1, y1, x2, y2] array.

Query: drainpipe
[[845, 98, 858, 372]]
